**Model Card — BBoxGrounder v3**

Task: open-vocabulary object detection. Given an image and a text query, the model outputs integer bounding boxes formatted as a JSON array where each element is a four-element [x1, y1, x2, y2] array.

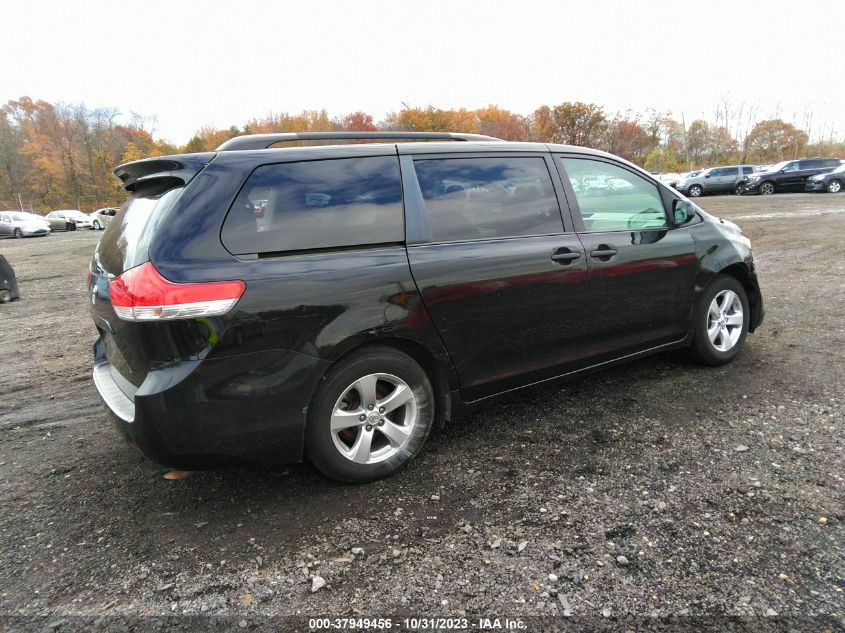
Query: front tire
[[827, 179, 842, 194], [67, 222, 77, 231], [93, 220, 101, 230], [13, 228, 23, 239], [306, 346, 435, 483], [688, 185, 703, 197], [688, 276, 750, 366], [759, 182, 775, 195]]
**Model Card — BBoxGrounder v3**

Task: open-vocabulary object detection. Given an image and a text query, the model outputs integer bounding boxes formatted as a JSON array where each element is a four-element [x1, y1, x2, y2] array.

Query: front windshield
[[766, 161, 790, 173], [10, 213, 30, 221], [833, 164, 845, 174]]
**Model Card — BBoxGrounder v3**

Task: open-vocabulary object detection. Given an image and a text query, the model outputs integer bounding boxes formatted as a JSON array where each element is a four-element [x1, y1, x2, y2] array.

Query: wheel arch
[[312, 336, 456, 429], [715, 262, 762, 332]]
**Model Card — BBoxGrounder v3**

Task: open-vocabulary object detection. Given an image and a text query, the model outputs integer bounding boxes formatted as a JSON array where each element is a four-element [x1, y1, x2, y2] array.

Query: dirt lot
[[1, 193, 843, 631]]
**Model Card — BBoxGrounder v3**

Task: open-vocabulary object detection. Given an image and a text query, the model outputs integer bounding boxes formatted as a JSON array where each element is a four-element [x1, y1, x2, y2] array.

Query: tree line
[[2, 96, 842, 212]]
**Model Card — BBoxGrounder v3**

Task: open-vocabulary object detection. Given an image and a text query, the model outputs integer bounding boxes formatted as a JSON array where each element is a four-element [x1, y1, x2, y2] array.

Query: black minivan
[[89, 132, 764, 482]]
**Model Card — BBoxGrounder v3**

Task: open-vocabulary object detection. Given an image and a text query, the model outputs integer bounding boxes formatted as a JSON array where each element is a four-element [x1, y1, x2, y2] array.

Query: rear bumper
[[92, 339, 329, 469]]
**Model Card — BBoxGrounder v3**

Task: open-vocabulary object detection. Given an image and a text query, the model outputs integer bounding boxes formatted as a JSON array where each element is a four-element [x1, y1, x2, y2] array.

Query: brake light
[[109, 262, 245, 321]]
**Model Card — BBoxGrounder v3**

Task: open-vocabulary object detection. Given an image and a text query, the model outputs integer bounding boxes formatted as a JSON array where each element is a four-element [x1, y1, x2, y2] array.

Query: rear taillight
[[109, 262, 245, 321]]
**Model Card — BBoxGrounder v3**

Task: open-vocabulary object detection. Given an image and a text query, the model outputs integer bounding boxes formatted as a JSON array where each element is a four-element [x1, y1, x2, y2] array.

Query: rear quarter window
[[221, 156, 404, 255], [95, 184, 183, 275]]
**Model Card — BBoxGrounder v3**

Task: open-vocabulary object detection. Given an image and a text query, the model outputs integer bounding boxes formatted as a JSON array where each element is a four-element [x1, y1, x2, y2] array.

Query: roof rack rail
[[216, 131, 502, 151]]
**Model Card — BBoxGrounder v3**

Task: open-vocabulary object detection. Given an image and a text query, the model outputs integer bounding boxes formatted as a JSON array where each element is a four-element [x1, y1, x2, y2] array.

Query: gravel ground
[[0, 193, 843, 632]]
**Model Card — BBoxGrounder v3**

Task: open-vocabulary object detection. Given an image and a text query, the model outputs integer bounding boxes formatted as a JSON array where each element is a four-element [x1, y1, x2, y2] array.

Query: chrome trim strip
[[92, 363, 135, 423]]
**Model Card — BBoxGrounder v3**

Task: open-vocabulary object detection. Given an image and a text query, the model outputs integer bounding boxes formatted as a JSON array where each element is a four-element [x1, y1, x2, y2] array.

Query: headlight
[[747, 175, 760, 182], [810, 175, 824, 181]]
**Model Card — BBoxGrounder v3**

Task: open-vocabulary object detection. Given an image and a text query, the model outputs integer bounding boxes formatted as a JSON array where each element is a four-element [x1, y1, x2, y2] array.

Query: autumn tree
[[606, 113, 654, 164], [342, 111, 377, 131], [744, 119, 809, 163], [529, 102, 608, 148], [475, 105, 528, 141]]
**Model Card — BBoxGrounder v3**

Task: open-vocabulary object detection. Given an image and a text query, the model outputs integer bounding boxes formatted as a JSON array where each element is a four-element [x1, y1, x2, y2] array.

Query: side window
[[722, 167, 739, 177], [1, 215, 9, 222], [709, 168, 724, 177], [413, 157, 562, 242], [798, 160, 819, 170], [742, 166, 754, 175], [556, 157, 668, 232], [782, 162, 799, 172], [221, 156, 404, 255]]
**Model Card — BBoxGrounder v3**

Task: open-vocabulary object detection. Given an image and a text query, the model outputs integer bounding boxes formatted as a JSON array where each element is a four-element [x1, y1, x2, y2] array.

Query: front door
[[404, 153, 592, 400], [554, 155, 698, 359]]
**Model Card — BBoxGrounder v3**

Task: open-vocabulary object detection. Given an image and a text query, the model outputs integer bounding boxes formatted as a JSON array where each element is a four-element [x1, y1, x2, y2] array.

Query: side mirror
[[672, 199, 696, 226], [704, 173, 711, 178]]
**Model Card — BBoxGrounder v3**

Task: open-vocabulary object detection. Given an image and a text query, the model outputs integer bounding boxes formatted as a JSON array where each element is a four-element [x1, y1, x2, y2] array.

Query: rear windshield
[[94, 184, 183, 275], [221, 156, 404, 255]]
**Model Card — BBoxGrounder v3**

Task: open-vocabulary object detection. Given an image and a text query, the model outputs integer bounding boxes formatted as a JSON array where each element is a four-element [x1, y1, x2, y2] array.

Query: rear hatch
[[89, 153, 217, 387]]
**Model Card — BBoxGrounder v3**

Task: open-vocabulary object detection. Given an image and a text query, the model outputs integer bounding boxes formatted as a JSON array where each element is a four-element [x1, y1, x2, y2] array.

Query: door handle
[[551, 249, 581, 265], [590, 246, 617, 259]]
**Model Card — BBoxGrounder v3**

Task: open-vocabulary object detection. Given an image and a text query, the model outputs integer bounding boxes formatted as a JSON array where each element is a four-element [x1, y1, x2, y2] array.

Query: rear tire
[[688, 276, 749, 366], [759, 182, 775, 195], [306, 346, 435, 483], [827, 179, 842, 193], [13, 228, 23, 239], [93, 220, 101, 230], [0, 289, 11, 303], [688, 184, 703, 197]]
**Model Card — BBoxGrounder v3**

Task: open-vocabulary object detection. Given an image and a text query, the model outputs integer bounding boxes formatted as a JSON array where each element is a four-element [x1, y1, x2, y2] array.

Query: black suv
[[89, 132, 764, 482], [739, 157, 842, 195]]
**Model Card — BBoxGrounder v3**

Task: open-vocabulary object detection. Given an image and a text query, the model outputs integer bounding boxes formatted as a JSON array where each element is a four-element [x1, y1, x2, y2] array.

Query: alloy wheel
[[707, 290, 744, 352], [828, 180, 841, 193], [330, 373, 417, 464], [14, 228, 23, 238], [760, 183, 774, 195], [689, 186, 702, 197]]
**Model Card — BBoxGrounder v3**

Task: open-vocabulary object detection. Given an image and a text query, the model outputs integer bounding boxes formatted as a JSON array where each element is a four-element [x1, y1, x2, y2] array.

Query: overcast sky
[[2, 0, 841, 144]]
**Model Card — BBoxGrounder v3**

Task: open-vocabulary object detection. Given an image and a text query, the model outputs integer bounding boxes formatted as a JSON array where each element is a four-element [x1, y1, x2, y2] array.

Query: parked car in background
[[90, 207, 118, 230], [582, 174, 609, 195], [0, 211, 51, 238], [678, 165, 757, 197], [88, 131, 764, 483], [740, 158, 843, 195], [656, 172, 681, 188], [805, 163, 845, 193], [677, 170, 703, 183], [46, 209, 93, 231]]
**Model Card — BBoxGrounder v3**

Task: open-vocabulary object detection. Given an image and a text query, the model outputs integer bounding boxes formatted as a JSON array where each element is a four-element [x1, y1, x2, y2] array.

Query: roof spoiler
[[113, 153, 216, 192], [216, 131, 502, 151]]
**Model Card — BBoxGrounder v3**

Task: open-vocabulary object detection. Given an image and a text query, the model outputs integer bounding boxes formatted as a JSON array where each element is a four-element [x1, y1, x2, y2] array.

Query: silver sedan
[[0, 211, 51, 238]]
